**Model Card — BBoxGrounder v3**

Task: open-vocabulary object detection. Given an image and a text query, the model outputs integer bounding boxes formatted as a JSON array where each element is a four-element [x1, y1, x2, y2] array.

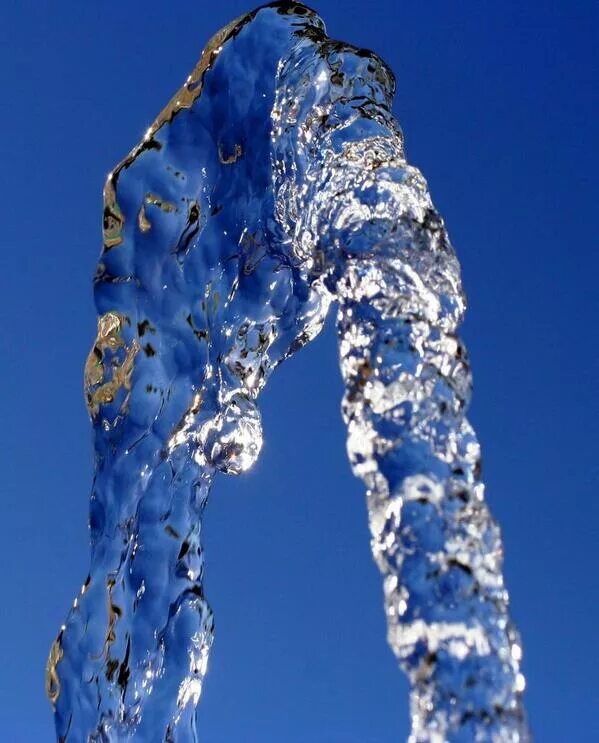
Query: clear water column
[[48, 4, 529, 741]]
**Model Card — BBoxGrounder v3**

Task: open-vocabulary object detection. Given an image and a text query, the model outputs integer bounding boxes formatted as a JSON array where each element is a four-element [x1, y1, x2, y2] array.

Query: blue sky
[[0, 1, 597, 740]]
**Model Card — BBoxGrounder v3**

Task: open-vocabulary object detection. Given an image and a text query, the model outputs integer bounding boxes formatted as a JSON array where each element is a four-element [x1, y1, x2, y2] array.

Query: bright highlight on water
[[47, 3, 529, 740]]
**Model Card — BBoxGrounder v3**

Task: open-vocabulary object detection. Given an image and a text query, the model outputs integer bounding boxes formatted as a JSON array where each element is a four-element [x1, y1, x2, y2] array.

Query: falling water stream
[[47, 3, 529, 740]]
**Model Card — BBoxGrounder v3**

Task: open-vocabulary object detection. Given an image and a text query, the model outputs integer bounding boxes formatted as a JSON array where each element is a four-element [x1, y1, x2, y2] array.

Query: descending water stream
[[47, 3, 529, 740]]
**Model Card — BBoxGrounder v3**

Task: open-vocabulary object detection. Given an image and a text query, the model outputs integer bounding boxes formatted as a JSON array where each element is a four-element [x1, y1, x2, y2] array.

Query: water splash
[[48, 3, 529, 740]]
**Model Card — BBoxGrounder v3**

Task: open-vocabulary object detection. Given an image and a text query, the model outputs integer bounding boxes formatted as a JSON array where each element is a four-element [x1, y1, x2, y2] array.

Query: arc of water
[[48, 4, 529, 741]]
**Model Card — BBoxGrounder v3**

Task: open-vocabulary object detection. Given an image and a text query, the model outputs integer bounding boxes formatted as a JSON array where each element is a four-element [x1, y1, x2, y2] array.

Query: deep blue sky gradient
[[0, 1, 597, 740]]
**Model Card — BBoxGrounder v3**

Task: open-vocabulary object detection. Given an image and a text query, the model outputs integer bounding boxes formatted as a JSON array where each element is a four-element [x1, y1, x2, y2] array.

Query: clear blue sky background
[[0, 1, 597, 741]]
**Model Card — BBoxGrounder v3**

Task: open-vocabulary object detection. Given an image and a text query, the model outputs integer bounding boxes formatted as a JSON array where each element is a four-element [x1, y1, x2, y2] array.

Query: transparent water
[[47, 3, 529, 740]]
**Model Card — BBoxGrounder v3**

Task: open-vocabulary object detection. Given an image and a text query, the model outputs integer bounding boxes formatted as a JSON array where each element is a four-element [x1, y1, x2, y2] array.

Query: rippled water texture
[[47, 3, 529, 740]]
